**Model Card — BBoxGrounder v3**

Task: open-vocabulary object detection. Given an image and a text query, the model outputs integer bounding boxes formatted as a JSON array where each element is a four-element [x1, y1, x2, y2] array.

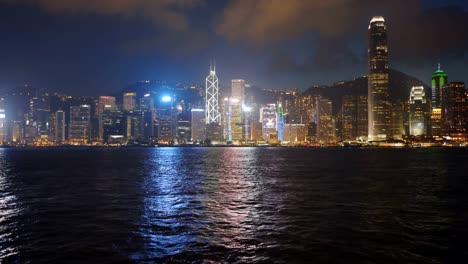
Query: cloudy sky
[[0, 0, 467, 95]]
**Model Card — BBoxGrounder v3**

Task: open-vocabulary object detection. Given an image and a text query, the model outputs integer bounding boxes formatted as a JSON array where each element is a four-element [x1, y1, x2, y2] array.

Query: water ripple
[[0, 148, 467, 263]]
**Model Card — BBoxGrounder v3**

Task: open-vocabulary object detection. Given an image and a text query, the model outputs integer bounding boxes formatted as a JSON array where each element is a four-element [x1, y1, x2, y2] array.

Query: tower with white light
[[368, 16, 390, 140], [205, 63, 221, 124]]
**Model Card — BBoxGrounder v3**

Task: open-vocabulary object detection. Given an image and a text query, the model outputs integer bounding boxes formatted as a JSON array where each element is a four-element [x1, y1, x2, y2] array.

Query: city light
[[0, 15, 466, 148], [2, 5, 468, 263], [242, 105, 252, 112]]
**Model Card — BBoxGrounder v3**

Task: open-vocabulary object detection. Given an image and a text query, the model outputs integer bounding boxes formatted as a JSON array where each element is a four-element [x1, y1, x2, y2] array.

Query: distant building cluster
[[0, 16, 467, 147], [364, 16, 467, 144]]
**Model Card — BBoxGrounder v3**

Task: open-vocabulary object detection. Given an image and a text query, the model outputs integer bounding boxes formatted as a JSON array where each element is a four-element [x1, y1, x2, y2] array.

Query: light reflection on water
[[133, 147, 289, 262], [137, 148, 198, 260], [0, 149, 21, 260], [0, 147, 467, 263]]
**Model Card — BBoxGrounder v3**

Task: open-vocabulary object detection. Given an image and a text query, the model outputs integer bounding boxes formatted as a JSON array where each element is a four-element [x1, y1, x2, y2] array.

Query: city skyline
[[0, 1, 467, 95], [2, 2, 468, 264], [1, 11, 467, 147]]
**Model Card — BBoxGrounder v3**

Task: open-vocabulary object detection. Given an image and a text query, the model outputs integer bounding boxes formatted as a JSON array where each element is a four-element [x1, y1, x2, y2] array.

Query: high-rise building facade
[[126, 113, 142, 141], [277, 101, 285, 141], [231, 79, 245, 105], [228, 98, 243, 142], [342, 95, 368, 141], [442, 82, 468, 135], [191, 109, 205, 142], [102, 106, 125, 144], [283, 124, 306, 144], [157, 95, 175, 144], [260, 104, 277, 141], [431, 64, 448, 109], [368, 16, 390, 140], [123, 92, 137, 111], [140, 95, 155, 141], [431, 65, 448, 136], [390, 100, 407, 139], [316, 97, 335, 144], [205, 65, 221, 124], [0, 106, 5, 145], [409, 86, 429, 136], [176, 113, 190, 144], [98, 96, 116, 141], [55, 110, 65, 143], [69, 105, 91, 143]]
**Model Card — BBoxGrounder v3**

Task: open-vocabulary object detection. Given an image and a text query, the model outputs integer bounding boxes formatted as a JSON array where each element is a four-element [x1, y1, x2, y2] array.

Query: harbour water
[[0, 147, 467, 263]]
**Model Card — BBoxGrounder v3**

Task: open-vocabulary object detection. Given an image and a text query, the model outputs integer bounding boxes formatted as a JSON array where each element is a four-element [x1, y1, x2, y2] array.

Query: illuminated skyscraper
[[431, 64, 448, 136], [409, 86, 429, 136], [390, 100, 407, 139], [102, 106, 125, 144], [55, 110, 65, 143], [98, 96, 116, 141], [368, 16, 390, 140], [157, 95, 176, 144], [277, 101, 285, 141], [69, 105, 91, 144], [342, 95, 368, 141], [126, 113, 142, 141], [191, 109, 205, 142], [139, 95, 155, 141], [431, 64, 448, 109], [228, 98, 243, 142], [283, 124, 306, 144], [231, 79, 245, 105], [205, 64, 221, 124], [442, 82, 468, 135], [260, 104, 277, 141], [123, 92, 137, 111], [316, 97, 335, 144], [0, 104, 5, 145]]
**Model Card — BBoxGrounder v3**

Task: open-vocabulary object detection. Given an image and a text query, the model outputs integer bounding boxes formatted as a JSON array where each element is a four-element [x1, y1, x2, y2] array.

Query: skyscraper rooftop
[[370, 16, 385, 23]]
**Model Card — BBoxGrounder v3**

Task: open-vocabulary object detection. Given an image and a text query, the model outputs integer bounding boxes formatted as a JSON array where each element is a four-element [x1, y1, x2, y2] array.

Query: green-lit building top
[[431, 64, 448, 108]]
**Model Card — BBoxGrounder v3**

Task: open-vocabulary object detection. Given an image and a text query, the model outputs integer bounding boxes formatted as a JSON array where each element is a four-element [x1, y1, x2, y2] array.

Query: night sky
[[0, 0, 467, 95]]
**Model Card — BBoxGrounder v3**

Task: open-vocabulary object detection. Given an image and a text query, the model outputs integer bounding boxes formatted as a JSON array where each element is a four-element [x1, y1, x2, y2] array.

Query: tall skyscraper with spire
[[205, 63, 221, 124], [431, 64, 448, 136], [368, 16, 390, 140]]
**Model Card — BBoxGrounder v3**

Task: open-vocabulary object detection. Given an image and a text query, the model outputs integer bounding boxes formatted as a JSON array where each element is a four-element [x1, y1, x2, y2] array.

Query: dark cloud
[[389, 6, 468, 61], [217, 0, 468, 73], [269, 38, 365, 75], [0, 0, 466, 90], [0, 0, 203, 32], [4, 0, 467, 64], [216, 0, 397, 43]]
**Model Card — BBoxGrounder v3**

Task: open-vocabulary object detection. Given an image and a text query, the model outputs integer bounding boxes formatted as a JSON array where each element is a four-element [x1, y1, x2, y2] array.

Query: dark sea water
[[0, 147, 468, 263]]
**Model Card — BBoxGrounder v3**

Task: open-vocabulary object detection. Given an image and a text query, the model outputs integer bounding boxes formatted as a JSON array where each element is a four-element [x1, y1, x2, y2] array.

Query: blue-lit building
[[157, 95, 176, 144], [277, 101, 285, 141], [0, 100, 5, 145]]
